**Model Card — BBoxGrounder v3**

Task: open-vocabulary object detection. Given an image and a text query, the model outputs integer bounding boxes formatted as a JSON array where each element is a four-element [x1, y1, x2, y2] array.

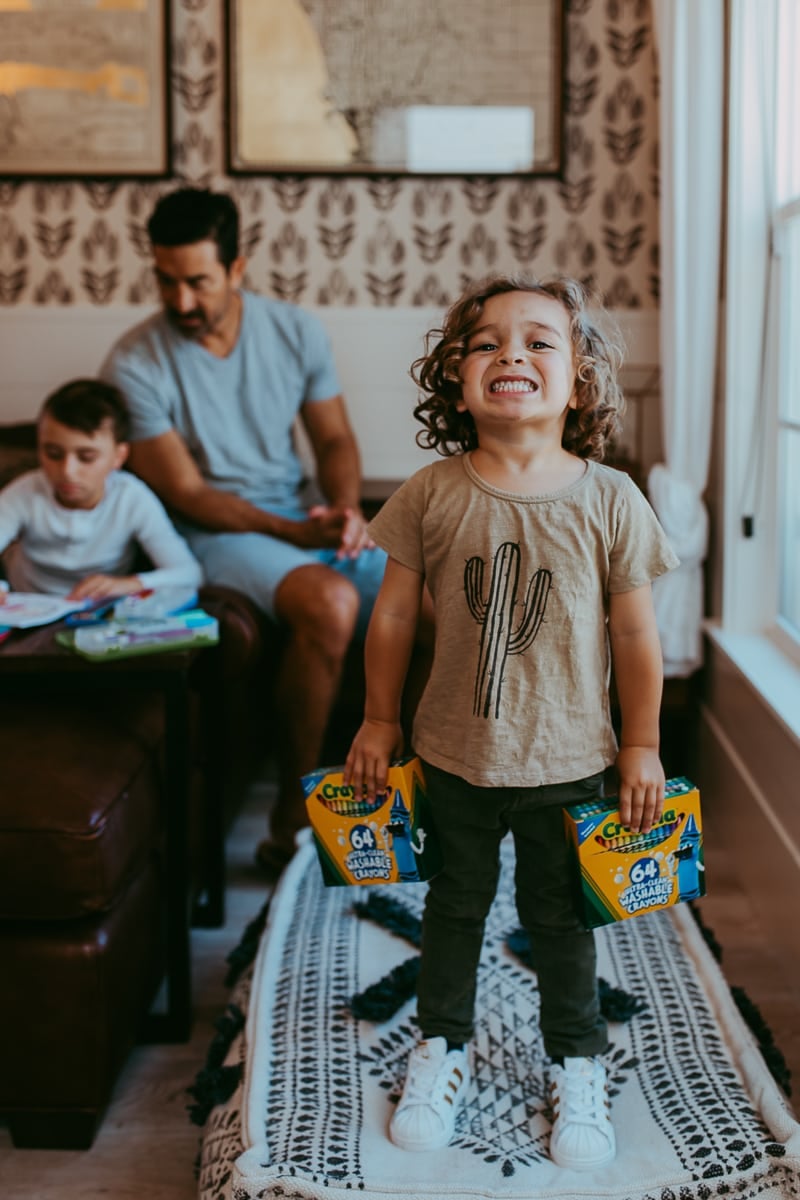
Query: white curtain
[[649, 0, 724, 677]]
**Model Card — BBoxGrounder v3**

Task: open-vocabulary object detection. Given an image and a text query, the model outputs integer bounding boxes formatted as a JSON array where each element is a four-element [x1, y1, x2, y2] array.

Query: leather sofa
[[0, 421, 366, 1148]]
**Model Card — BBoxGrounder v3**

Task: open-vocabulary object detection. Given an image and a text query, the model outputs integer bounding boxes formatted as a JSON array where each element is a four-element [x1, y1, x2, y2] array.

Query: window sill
[[703, 620, 800, 749]]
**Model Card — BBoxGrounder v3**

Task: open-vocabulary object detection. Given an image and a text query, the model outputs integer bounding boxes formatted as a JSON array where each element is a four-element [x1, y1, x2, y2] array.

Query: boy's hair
[[147, 186, 240, 270], [412, 273, 626, 460], [40, 378, 131, 444]]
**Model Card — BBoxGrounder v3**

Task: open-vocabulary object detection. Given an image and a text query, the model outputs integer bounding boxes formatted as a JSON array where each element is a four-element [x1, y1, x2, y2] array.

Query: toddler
[[345, 274, 679, 1170]]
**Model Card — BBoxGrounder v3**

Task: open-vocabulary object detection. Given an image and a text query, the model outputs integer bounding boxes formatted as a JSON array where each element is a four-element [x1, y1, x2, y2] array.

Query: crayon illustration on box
[[563, 776, 705, 929], [302, 756, 442, 887]]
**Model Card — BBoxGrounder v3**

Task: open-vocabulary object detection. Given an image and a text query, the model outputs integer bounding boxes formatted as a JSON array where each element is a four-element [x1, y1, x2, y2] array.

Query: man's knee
[[276, 565, 360, 651]]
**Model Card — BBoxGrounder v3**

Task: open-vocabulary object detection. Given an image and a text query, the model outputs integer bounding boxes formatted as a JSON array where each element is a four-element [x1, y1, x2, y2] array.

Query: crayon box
[[563, 776, 705, 929], [302, 756, 442, 887]]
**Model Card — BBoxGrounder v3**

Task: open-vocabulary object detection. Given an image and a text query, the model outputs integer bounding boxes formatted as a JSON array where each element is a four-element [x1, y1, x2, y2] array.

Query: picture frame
[[0, 0, 172, 180], [225, 0, 565, 178]]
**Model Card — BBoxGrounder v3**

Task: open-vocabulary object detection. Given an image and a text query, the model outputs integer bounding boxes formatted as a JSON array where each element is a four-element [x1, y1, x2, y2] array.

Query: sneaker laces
[[404, 1043, 464, 1108], [553, 1058, 607, 1125]]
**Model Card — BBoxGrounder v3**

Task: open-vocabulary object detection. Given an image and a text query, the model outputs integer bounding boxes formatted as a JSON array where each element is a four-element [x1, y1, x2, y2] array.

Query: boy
[[0, 378, 202, 601], [345, 274, 679, 1169]]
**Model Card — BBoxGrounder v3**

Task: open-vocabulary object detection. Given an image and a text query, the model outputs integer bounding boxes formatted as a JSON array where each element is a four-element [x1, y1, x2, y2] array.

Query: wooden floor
[[0, 771, 797, 1200], [694, 838, 800, 1103]]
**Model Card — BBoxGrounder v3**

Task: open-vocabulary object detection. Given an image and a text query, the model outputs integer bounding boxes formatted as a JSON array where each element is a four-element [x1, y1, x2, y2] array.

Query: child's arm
[[0, 479, 25, 591], [608, 582, 666, 835], [125, 479, 203, 592], [67, 573, 145, 601], [65, 480, 202, 601], [344, 556, 424, 801]]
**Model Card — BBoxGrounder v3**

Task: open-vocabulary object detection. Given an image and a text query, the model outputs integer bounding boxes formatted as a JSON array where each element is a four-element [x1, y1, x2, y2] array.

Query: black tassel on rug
[[349, 892, 647, 1025], [351, 956, 422, 1021], [186, 898, 271, 1128], [188, 891, 415, 1126], [186, 1003, 246, 1127], [224, 898, 271, 987], [690, 902, 792, 1097], [352, 892, 422, 947]]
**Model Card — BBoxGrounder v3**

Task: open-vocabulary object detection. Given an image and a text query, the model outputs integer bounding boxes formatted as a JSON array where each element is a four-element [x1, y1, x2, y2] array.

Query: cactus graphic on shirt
[[465, 541, 552, 719]]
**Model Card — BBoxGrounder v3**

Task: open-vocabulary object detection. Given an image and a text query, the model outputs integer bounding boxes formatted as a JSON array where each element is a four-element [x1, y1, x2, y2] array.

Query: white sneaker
[[389, 1037, 470, 1151], [549, 1056, 616, 1170]]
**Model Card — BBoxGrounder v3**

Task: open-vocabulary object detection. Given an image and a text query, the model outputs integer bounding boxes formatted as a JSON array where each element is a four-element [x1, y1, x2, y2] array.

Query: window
[[770, 0, 800, 642], [775, 200, 800, 638], [722, 0, 800, 660]]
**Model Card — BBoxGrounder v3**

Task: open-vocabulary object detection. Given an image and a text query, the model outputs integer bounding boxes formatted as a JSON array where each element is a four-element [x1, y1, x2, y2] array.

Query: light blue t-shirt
[[100, 292, 341, 509]]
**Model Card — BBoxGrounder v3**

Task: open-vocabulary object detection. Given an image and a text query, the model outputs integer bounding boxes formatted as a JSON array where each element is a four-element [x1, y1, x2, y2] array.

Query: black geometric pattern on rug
[[603, 912, 790, 1184], [195, 839, 800, 1200], [261, 868, 365, 1186], [356, 891, 798, 1191], [352, 868, 640, 1178], [349, 889, 648, 1025]]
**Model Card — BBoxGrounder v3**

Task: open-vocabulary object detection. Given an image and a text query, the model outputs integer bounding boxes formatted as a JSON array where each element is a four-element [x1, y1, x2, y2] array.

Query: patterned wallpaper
[[0, 0, 659, 311]]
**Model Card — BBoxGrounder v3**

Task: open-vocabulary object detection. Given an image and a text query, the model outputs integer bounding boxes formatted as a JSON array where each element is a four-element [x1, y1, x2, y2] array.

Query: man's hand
[[614, 745, 665, 834], [343, 718, 404, 802], [68, 574, 144, 601], [305, 504, 375, 557]]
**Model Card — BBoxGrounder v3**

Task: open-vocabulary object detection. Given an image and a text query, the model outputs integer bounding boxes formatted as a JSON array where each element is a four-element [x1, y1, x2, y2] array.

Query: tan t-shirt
[[369, 454, 680, 787]]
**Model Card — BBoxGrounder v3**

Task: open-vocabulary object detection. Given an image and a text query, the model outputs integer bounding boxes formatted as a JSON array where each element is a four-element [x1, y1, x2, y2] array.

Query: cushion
[[0, 422, 37, 489], [0, 693, 163, 920]]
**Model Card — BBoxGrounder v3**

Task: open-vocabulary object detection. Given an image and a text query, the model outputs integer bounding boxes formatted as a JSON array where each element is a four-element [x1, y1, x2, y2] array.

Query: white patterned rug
[[198, 831, 800, 1200]]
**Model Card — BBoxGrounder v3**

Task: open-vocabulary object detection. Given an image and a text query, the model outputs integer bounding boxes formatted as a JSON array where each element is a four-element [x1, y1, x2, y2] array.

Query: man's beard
[[167, 308, 210, 339]]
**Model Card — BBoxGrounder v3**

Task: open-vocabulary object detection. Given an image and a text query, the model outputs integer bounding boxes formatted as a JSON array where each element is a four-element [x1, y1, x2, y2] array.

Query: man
[[101, 185, 390, 874]]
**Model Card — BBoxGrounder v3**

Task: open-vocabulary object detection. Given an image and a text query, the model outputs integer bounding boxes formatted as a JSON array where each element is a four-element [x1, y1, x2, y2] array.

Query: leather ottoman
[[0, 692, 166, 1149]]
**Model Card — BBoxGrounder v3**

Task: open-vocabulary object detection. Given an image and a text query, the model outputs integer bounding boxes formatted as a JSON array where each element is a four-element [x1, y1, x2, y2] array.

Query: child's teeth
[[492, 380, 534, 392]]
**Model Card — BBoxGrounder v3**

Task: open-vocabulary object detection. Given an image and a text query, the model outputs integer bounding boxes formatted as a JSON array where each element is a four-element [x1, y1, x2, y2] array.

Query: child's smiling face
[[457, 290, 578, 435]]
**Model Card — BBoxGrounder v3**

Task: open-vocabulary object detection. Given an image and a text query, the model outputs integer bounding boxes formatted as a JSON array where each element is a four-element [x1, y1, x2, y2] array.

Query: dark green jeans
[[416, 761, 608, 1060]]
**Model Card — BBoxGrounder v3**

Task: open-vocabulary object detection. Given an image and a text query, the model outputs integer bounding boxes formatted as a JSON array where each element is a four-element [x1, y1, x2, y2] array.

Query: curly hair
[[411, 273, 626, 460]]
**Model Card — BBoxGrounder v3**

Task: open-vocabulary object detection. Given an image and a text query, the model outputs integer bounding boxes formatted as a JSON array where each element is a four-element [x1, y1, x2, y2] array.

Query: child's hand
[[343, 718, 404, 802], [68, 574, 143, 601], [615, 745, 665, 834]]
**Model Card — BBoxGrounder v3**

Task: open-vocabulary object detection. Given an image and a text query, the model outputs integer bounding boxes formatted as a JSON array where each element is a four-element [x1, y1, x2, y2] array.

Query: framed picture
[[0, 0, 171, 179], [226, 0, 565, 178]]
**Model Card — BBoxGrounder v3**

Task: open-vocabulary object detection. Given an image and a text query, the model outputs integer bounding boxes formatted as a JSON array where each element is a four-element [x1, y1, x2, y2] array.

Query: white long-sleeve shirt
[[0, 468, 202, 594]]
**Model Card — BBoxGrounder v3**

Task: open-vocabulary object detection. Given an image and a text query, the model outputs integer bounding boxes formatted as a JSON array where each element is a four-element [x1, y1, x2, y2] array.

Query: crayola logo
[[301, 757, 443, 888], [563, 777, 705, 928], [315, 784, 389, 818], [601, 808, 677, 840], [322, 782, 355, 799], [594, 810, 685, 854]]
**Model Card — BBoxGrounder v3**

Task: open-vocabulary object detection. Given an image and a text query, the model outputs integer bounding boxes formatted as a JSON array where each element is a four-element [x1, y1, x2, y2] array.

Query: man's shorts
[[184, 507, 388, 639]]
